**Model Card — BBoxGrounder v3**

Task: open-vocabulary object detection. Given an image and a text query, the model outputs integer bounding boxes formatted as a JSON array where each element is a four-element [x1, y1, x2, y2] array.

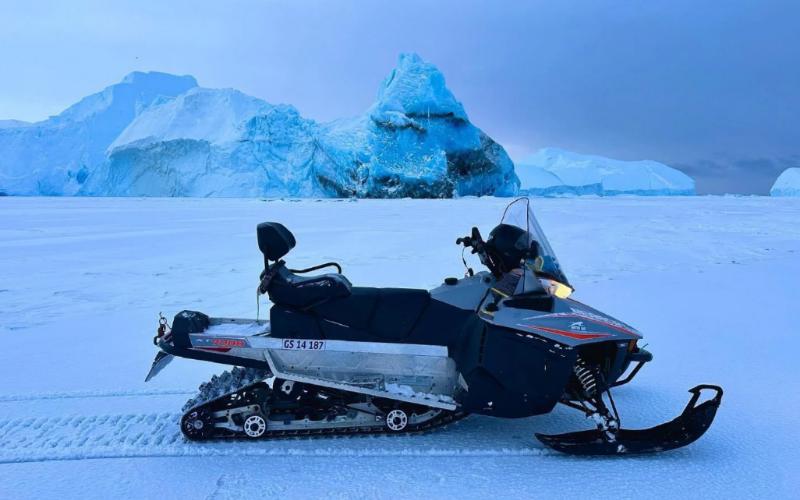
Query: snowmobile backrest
[[257, 222, 296, 265]]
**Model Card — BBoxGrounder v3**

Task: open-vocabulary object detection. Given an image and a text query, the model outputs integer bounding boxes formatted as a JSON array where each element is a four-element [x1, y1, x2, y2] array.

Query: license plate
[[281, 339, 325, 351]]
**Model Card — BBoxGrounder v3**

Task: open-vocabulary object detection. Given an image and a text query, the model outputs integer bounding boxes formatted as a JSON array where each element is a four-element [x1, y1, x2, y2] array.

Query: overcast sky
[[1, 0, 798, 194]]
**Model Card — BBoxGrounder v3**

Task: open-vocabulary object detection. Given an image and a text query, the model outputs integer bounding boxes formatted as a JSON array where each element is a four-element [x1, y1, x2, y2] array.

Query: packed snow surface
[[385, 383, 456, 404], [1, 54, 518, 198], [1, 196, 799, 499], [516, 147, 695, 196], [770, 167, 800, 197], [204, 322, 270, 337]]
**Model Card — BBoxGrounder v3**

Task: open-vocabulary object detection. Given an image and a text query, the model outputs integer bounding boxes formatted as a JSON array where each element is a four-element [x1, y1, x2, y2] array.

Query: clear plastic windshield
[[500, 197, 572, 289]]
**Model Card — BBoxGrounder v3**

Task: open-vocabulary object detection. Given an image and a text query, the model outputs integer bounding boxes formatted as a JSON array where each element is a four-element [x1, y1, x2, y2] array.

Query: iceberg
[[515, 148, 695, 196], [0, 72, 198, 196], [0, 120, 30, 129], [314, 53, 517, 198], [83, 88, 322, 197], [770, 168, 800, 197], [86, 53, 518, 198]]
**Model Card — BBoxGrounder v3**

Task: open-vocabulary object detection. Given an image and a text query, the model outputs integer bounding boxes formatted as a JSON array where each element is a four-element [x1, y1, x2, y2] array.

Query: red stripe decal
[[522, 325, 612, 340], [194, 347, 232, 353], [533, 313, 642, 338]]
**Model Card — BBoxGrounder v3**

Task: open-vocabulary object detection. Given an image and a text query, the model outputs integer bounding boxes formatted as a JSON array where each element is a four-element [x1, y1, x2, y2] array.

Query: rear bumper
[[158, 338, 272, 370], [145, 337, 272, 382]]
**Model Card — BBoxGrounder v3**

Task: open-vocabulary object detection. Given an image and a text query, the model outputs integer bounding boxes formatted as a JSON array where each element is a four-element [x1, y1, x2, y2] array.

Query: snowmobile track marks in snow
[[0, 412, 546, 464], [0, 388, 196, 403]]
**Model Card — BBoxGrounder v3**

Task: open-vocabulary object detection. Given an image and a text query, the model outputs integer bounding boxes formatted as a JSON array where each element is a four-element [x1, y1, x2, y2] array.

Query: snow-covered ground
[[1, 196, 798, 499]]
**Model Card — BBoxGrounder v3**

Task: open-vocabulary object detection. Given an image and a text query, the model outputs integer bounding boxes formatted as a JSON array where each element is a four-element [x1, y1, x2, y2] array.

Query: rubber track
[[183, 367, 468, 441]]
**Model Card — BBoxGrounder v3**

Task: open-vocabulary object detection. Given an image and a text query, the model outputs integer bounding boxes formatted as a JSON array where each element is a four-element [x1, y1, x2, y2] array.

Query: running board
[[263, 349, 458, 411], [536, 385, 723, 455]]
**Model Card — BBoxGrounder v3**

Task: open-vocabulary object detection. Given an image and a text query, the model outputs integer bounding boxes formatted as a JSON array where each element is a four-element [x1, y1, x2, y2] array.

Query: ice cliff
[[82, 88, 321, 197], [2, 54, 518, 198], [770, 168, 800, 197], [0, 72, 198, 196], [515, 148, 695, 196]]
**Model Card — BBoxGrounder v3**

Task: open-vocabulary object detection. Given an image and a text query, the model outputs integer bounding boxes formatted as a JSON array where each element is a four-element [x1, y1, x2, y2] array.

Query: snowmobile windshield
[[500, 197, 572, 289]]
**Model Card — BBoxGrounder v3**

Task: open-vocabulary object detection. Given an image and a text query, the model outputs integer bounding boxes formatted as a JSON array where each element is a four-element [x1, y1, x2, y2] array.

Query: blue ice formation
[[1, 54, 518, 198], [0, 72, 198, 196], [770, 168, 800, 197], [82, 88, 321, 197], [315, 53, 518, 198], [515, 148, 695, 196]]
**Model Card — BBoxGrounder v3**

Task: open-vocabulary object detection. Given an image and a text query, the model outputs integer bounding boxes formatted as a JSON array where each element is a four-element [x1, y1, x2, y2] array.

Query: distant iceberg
[[515, 148, 695, 196], [2, 54, 517, 198], [770, 168, 800, 197], [0, 72, 198, 196]]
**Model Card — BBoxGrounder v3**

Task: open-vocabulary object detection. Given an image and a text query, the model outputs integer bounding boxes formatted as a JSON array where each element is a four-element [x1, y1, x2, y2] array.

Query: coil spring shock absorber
[[572, 355, 620, 438], [573, 356, 597, 397]]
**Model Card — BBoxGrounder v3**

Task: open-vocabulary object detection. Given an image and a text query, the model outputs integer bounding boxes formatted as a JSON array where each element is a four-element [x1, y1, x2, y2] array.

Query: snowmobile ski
[[536, 385, 723, 455]]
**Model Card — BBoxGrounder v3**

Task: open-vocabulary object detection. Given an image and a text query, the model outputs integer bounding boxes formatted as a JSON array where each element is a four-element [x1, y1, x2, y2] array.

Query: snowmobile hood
[[482, 295, 642, 347]]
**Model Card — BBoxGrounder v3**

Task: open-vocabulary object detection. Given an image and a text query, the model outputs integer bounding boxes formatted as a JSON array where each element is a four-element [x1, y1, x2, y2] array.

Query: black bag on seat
[[268, 274, 352, 309]]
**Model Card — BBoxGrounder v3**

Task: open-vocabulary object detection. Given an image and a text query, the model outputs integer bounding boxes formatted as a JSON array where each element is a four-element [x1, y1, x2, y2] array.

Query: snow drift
[[770, 168, 800, 197], [515, 148, 695, 196], [3, 54, 518, 198], [0, 72, 198, 196]]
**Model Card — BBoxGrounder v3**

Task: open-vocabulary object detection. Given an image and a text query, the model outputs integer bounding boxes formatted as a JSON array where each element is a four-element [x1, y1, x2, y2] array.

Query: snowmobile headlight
[[550, 281, 573, 299]]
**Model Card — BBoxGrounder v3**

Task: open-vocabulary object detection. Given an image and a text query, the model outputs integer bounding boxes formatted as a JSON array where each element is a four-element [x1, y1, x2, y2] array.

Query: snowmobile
[[145, 197, 722, 455]]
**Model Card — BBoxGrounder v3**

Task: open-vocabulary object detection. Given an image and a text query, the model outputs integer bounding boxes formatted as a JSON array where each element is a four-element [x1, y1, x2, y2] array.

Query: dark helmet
[[485, 223, 530, 272]]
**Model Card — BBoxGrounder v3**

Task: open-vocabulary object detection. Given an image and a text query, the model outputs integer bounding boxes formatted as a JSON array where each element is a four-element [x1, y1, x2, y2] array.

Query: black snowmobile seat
[[270, 286, 474, 348], [258, 222, 471, 347], [314, 287, 431, 341]]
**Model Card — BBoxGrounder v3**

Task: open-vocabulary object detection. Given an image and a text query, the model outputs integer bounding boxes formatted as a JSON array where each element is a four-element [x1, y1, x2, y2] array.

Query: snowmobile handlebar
[[455, 227, 485, 254], [455, 237, 485, 256], [457, 227, 499, 276]]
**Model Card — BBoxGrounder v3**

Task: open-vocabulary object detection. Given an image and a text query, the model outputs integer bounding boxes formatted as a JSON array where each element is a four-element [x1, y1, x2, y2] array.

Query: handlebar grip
[[457, 235, 476, 248]]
